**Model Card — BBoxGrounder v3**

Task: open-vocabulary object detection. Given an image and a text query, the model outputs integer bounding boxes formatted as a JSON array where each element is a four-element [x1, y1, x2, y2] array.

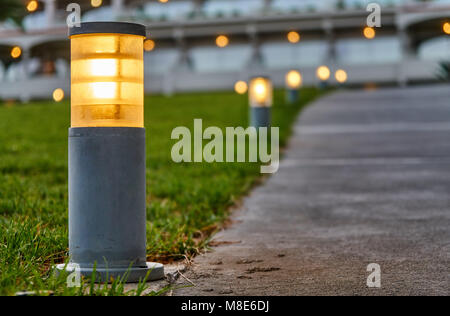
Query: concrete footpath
[[173, 85, 450, 296]]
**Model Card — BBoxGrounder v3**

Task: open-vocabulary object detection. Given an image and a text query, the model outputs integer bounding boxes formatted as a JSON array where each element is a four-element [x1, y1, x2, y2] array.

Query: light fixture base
[[56, 262, 165, 283], [318, 81, 329, 90], [250, 106, 271, 128], [286, 89, 299, 104]]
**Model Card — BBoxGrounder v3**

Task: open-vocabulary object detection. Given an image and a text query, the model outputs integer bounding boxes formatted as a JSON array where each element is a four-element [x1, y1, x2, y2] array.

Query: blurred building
[[0, 0, 449, 101]]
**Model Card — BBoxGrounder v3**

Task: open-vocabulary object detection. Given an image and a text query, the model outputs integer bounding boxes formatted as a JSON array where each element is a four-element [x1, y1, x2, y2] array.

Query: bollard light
[[316, 65, 330, 89], [285, 70, 302, 104], [56, 22, 164, 283], [317, 66, 330, 81], [335, 69, 348, 85], [249, 77, 272, 128], [286, 70, 302, 89]]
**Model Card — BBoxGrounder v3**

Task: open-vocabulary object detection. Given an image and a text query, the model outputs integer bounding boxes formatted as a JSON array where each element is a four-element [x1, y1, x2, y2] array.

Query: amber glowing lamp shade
[[249, 77, 273, 108], [70, 31, 145, 127]]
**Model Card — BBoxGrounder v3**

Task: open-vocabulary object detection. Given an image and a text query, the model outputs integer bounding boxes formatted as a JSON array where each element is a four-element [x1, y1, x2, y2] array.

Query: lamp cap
[[69, 22, 146, 37]]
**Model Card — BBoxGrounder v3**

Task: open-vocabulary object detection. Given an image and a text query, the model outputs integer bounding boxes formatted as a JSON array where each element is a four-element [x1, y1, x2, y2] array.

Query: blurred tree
[[0, 0, 25, 26]]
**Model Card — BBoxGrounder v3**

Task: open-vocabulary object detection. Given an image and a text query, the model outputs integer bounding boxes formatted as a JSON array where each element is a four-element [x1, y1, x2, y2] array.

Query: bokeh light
[[364, 27, 376, 39], [335, 69, 348, 83], [285, 70, 302, 89], [144, 39, 155, 52], [216, 35, 229, 48], [26, 0, 38, 12], [11, 46, 22, 59], [234, 81, 248, 95], [91, 0, 102, 8], [287, 31, 300, 44], [53, 88, 65, 102], [443, 22, 450, 35], [316, 66, 331, 81]]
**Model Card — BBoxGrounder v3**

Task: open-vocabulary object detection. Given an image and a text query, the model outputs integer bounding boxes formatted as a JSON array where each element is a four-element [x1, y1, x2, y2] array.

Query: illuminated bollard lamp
[[56, 22, 164, 282], [285, 70, 302, 104], [249, 77, 273, 128], [316, 65, 331, 90]]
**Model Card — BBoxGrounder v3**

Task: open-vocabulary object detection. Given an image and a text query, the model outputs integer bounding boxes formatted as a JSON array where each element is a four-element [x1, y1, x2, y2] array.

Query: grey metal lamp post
[[56, 22, 164, 282]]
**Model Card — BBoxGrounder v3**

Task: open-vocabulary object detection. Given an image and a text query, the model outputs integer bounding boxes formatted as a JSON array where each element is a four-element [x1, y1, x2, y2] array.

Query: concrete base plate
[[56, 262, 165, 283]]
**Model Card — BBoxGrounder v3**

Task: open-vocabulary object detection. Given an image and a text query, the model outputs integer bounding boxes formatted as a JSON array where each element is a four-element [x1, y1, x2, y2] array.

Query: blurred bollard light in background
[[335, 69, 348, 86], [56, 22, 164, 283], [316, 65, 331, 90], [249, 77, 273, 128], [285, 70, 302, 104]]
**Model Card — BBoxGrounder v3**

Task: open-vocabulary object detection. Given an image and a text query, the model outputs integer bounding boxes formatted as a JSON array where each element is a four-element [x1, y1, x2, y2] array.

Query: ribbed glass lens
[[70, 33, 144, 127]]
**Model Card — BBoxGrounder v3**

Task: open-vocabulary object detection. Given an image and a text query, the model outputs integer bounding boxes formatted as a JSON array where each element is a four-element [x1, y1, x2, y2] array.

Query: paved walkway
[[174, 85, 450, 296]]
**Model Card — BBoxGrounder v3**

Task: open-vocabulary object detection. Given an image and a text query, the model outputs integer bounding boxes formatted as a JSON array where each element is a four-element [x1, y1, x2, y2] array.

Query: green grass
[[0, 88, 321, 295]]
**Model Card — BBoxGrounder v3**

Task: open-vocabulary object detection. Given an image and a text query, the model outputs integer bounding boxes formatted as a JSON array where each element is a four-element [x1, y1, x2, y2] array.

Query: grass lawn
[[0, 88, 321, 295]]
